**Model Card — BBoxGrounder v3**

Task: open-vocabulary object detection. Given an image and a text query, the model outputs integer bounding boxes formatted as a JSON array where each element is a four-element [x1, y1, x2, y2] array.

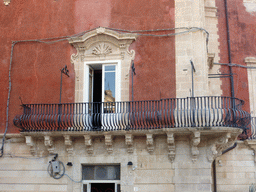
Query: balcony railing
[[13, 96, 250, 132]]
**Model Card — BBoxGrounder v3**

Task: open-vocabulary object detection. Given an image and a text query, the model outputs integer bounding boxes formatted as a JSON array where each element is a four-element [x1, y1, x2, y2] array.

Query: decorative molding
[[92, 43, 112, 56], [167, 133, 175, 162], [96, 27, 106, 34], [245, 140, 256, 162], [64, 135, 72, 146], [68, 27, 137, 102], [207, 132, 233, 162], [3, 0, 10, 5], [146, 134, 154, 153], [205, 6, 217, 17], [191, 131, 200, 163], [64, 135, 73, 161], [44, 136, 54, 154], [25, 136, 36, 155], [245, 57, 256, 65], [104, 134, 113, 153], [84, 135, 93, 154], [246, 57, 256, 115], [125, 134, 133, 153]]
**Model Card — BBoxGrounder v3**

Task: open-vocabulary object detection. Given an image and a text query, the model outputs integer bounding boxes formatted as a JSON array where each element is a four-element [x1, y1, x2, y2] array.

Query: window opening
[[82, 165, 120, 192], [91, 183, 114, 192], [88, 64, 116, 104]]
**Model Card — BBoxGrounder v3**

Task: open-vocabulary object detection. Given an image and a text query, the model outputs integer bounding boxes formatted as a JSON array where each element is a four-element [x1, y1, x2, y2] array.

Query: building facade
[[0, 0, 256, 191]]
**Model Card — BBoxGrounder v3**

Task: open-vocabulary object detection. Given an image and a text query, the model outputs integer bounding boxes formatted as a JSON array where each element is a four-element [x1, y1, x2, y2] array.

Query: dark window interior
[[93, 70, 102, 103], [91, 183, 115, 192]]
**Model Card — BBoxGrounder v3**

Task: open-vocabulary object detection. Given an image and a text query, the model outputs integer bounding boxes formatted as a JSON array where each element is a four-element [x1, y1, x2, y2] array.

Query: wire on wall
[[1, 26, 209, 158]]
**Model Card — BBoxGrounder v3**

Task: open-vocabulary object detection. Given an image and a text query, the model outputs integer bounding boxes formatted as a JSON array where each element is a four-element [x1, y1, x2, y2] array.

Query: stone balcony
[[9, 96, 251, 191]]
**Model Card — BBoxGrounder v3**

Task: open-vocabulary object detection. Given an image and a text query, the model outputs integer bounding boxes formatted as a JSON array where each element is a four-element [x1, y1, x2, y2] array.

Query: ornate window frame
[[68, 27, 137, 102], [246, 57, 256, 116]]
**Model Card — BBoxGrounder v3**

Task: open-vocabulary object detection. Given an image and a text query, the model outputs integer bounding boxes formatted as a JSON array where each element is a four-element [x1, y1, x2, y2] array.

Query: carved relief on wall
[[92, 43, 112, 56]]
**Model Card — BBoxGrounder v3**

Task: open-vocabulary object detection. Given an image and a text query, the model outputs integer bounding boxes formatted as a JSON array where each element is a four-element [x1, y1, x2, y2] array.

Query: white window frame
[[84, 60, 121, 103], [82, 180, 121, 192]]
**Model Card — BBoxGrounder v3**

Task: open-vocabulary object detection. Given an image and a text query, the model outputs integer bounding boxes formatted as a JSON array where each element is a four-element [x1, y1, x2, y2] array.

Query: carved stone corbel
[[245, 140, 256, 163], [105, 135, 113, 153], [191, 131, 200, 163], [125, 134, 133, 153], [25, 136, 36, 155], [44, 136, 54, 154], [64, 135, 73, 162], [84, 135, 93, 154], [146, 134, 154, 153], [167, 133, 175, 162], [207, 132, 233, 162], [207, 144, 218, 162], [215, 133, 232, 154]]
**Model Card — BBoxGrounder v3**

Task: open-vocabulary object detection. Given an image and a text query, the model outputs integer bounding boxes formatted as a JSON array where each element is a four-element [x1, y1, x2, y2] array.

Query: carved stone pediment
[[68, 27, 137, 102], [69, 27, 137, 63]]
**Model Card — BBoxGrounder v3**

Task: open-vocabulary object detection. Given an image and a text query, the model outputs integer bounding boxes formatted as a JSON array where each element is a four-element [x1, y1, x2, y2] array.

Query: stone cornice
[[245, 57, 256, 65], [19, 127, 242, 162], [68, 27, 137, 44], [20, 127, 242, 137]]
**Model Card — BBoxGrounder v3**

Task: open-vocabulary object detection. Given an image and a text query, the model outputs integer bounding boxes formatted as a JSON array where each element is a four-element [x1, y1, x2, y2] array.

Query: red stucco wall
[[216, 0, 256, 113], [0, 0, 175, 133]]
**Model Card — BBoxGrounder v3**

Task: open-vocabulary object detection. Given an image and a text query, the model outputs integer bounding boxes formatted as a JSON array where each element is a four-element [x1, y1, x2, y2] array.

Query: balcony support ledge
[[21, 127, 242, 162]]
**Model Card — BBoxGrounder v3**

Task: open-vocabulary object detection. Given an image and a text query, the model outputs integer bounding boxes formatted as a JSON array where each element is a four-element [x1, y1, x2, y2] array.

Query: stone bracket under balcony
[[21, 127, 242, 163], [245, 140, 256, 163]]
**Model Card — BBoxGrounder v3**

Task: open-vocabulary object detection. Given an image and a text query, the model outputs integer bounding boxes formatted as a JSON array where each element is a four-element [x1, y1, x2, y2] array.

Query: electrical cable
[[64, 174, 82, 183], [0, 42, 16, 158], [1, 26, 210, 158], [214, 62, 256, 69], [4, 153, 56, 159]]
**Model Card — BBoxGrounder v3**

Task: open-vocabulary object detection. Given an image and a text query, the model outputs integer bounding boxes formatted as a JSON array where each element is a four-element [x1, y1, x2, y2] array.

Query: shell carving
[[92, 44, 112, 56]]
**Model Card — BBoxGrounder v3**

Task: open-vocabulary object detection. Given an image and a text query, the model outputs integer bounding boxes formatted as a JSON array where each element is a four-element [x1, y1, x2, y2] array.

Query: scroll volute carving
[[44, 136, 55, 154], [191, 131, 200, 163], [84, 135, 93, 154], [167, 133, 175, 163], [105, 134, 113, 153], [25, 136, 36, 156], [125, 134, 134, 153]]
